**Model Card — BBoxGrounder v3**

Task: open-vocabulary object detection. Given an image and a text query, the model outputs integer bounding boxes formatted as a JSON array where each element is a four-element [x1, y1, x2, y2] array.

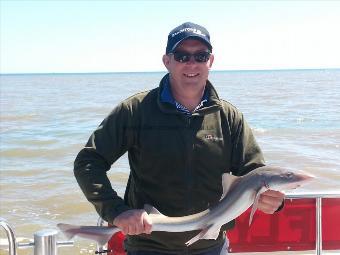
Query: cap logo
[[171, 28, 206, 38]]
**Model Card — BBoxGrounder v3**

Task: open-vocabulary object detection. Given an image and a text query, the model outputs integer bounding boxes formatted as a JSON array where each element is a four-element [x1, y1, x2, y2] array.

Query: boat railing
[[284, 191, 340, 255], [102, 191, 340, 255], [0, 218, 73, 255], [1, 192, 339, 255]]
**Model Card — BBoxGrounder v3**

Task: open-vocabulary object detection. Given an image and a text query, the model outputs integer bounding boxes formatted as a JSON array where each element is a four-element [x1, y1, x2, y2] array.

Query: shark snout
[[298, 172, 315, 182], [277, 171, 315, 190], [293, 171, 315, 187]]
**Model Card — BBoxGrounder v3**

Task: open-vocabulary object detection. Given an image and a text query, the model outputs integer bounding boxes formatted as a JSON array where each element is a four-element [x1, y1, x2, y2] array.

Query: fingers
[[257, 190, 285, 214], [263, 190, 285, 199], [113, 209, 152, 235], [142, 211, 153, 234]]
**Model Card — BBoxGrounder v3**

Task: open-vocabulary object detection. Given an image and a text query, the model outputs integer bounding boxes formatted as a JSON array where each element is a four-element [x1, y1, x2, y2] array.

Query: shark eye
[[286, 172, 294, 178]]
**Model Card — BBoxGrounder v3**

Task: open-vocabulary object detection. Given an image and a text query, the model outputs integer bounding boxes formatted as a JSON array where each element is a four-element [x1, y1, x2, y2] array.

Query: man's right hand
[[112, 209, 152, 235]]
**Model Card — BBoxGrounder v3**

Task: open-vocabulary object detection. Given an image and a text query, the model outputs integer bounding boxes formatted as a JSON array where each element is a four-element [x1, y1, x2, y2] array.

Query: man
[[74, 22, 284, 255]]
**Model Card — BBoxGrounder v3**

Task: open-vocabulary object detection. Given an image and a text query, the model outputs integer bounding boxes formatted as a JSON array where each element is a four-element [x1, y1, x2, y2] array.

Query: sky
[[1, 0, 340, 74]]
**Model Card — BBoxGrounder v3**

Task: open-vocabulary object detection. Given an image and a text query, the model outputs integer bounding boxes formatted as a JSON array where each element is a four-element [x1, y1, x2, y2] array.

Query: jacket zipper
[[185, 115, 194, 214]]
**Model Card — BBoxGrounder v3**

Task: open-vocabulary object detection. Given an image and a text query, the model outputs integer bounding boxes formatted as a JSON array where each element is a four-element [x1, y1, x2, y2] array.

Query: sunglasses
[[169, 51, 211, 63]]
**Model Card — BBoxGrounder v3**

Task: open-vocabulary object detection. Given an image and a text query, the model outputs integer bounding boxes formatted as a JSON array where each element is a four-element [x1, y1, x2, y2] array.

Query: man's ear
[[208, 54, 214, 69], [162, 54, 170, 71]]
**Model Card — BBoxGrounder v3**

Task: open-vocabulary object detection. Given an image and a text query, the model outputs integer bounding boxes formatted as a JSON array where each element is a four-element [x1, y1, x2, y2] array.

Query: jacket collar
[[157, 73, 222, 115]]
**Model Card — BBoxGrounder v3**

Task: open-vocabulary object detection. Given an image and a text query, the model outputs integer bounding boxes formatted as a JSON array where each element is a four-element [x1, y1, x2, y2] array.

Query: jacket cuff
[[98, 198, 132, 224], [111, 203, 132, 223]]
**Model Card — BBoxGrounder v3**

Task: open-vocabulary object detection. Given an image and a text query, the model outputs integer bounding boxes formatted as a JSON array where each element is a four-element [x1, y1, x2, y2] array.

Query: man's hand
[[112, 209, 152, 235], [257, 190, 285, 214]]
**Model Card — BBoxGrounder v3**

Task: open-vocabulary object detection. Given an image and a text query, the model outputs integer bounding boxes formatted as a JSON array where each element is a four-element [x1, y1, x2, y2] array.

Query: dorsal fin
[[220, 173, 239, 201]]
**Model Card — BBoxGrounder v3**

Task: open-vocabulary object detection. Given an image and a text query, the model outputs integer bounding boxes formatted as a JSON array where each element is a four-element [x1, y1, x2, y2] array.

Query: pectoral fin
[[185, 224, 221, 246], [249, 186, 267, 226]]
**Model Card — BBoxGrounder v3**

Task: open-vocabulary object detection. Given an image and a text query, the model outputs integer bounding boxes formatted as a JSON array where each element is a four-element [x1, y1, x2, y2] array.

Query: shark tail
[[57, 223, 120, 246], [57, 223, 78, 240]]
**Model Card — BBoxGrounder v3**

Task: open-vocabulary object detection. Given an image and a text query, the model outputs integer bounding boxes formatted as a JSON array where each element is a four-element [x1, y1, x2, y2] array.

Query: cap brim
[[170, 35, 212, 53]]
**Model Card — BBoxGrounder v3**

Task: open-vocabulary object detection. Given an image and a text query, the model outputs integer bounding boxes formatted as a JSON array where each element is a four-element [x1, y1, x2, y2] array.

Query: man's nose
[[186, 56, 197, 64]]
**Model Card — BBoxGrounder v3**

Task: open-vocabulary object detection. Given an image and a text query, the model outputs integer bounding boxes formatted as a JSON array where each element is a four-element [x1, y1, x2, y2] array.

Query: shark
[[57, 165, 314, 246]]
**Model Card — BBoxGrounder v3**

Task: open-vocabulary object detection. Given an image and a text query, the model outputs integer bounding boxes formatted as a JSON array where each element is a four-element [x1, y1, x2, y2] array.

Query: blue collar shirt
[[160, 76, 209, 116]]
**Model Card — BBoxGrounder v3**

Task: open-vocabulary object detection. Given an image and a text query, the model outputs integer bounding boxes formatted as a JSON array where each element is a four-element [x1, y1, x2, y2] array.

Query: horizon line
[[1, 67, 339, 76]]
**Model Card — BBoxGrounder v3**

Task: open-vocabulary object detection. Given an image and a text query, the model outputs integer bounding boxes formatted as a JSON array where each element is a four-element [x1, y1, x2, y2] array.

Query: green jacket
[[74, 74, 265, 254]]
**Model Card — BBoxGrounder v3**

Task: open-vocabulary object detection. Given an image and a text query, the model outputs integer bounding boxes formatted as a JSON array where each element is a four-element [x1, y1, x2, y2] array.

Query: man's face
[[163, 39, 214, 90]]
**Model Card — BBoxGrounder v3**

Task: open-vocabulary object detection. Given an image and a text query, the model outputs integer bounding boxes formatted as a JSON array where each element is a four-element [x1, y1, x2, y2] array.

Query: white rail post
[[0, 218, 17, 255], [96, 217, 112, 254], [316, 197, 322, 255], [34, 229, 58, 255]]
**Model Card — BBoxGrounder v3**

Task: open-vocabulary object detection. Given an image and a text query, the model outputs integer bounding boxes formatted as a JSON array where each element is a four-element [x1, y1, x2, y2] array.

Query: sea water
[[0, 69, 339, 254]]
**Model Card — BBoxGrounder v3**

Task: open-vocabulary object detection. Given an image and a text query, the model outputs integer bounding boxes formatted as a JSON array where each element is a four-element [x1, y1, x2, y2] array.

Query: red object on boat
[[107, 231, 126, 255], [107, 198, 340, 254], [227, 198, 340, 252]]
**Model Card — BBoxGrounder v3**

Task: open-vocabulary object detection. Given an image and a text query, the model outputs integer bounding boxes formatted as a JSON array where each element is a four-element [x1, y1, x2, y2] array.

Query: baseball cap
[[166, 22, 212, 54]]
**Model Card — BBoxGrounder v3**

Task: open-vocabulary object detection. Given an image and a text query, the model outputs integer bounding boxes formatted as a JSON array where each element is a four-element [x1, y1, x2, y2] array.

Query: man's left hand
[[257, 190, 285, 214]]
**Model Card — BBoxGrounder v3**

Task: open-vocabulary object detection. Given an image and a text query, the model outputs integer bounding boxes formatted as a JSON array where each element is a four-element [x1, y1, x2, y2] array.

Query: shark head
[[255, 166, 315, 192]]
